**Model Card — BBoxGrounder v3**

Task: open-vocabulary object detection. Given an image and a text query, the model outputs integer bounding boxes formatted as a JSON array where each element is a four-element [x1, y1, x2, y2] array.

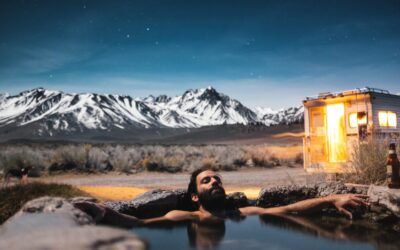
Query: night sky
[[0, 0, 399, 108]]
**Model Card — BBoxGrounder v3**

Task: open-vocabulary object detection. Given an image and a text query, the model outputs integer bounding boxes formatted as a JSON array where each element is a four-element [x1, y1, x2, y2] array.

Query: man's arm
[[73, 202, 197, 228], [239, 194, 368, 219]]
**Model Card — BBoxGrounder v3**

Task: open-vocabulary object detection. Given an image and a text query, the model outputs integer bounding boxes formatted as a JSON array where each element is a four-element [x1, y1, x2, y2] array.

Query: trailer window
[[349, 112, 367, 128], [379, 111, 397, 128]]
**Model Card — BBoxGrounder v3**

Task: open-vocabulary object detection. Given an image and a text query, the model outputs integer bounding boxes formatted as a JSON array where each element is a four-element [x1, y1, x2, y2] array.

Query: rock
[[256, 182, 368, 207], [68, 196, 98, 204], [368, 185, 400, 216], [226, 192, 249, 208], [316, 182, 349, 196], [368, 185, 400, 218], [0, 197, 147, 250], [256, 184, 318, 207], [105, 189, 250, 218], [105, 189, 190, 218]]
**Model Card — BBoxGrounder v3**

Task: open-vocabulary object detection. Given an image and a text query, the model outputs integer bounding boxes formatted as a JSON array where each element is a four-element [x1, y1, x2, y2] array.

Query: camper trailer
[[303, 87, 400, 173]]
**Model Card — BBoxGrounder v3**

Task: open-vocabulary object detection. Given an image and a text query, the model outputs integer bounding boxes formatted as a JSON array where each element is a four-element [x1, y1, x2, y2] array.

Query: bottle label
[[389, 150, 396, 154], [387, 165, 392, 174]]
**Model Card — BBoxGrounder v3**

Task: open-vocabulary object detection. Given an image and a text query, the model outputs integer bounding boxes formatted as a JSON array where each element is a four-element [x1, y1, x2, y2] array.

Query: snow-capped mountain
[[254, 106, 304, 126], [0, 87, 303, 136]]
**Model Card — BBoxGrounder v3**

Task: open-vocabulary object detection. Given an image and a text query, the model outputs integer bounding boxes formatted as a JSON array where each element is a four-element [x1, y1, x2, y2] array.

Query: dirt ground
[[36, 167, 320, 200]]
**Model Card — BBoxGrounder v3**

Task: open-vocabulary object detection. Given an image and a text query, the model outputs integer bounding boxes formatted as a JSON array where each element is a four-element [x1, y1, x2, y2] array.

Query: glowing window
[[379, 111, 397, 128], [349, 112, 367, 128]]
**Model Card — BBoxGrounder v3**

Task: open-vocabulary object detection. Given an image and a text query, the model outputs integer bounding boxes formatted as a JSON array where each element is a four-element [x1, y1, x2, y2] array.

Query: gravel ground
[[40, 167, 317, 189]]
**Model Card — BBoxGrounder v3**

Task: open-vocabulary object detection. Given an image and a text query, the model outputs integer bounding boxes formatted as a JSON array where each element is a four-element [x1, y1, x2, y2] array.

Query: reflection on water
[[187, 219, 225, 250], [132, 215, 399, 250]]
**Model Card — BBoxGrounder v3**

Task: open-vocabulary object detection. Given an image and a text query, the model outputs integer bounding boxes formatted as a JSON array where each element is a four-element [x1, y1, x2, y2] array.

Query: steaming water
[[132, 215, 396, 250]]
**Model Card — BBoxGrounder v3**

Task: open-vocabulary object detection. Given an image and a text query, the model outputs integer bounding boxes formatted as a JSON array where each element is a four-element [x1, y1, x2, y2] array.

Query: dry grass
[[78, 186, 148, 201], [0, 182, 90, 224]]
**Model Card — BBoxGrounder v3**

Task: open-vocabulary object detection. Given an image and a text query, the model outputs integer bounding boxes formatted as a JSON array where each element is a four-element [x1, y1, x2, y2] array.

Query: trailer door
[[326, 103, 347, 162]]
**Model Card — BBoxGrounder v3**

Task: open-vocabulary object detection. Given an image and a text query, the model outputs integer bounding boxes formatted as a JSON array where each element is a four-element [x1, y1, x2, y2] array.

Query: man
[[74, 167, 368, 227]]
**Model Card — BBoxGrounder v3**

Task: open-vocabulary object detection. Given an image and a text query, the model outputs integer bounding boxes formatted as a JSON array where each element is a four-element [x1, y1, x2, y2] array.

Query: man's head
[[187, 167, 226, 211]]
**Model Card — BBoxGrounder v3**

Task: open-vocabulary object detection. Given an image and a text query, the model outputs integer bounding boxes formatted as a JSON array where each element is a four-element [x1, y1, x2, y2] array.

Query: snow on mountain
[[0, 87, 303, 135], [254, 105, 304, 126]]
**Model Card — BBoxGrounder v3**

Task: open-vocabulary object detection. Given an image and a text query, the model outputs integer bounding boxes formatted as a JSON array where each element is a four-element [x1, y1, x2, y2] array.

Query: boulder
[[0, 197, 147, 250], [105, 189, 249, 218], [366, 185, 400, 224], [105, 189, 190, 218], [256, 182, 367, 207], [226, 192, 249, 208]]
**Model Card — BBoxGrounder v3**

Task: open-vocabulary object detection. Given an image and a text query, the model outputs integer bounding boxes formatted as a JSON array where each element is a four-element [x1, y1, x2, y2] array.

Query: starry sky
[[0, 0, 399, 108]]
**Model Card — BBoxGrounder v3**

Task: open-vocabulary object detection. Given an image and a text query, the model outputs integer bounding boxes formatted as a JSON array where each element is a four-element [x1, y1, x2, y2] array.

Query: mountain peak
[[198, 86, 223, 103], [155, 95, 171, 103]]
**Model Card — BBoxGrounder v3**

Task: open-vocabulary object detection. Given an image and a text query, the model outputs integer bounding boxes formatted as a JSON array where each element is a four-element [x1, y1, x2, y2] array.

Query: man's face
[[193, 170, 226, 209]]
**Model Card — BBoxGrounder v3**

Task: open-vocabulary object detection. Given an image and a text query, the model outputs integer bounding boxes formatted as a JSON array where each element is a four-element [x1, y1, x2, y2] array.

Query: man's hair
[[187, 166, 219, 196]]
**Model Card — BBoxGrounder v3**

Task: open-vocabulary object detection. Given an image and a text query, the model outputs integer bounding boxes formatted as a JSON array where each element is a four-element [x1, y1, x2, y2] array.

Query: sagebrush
[[0, 144, 303, 175]]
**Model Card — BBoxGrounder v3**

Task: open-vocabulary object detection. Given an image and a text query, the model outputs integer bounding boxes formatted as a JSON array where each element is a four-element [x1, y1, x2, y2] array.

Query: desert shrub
[[0, 182, 90, 224], [233, 157, 247, 167], [108, 145, 135, 173], [142, 155, 180, 173], [268, 155, 281, 167], [0, 147, 46, 176], [87, 147, 112, 171], [247, 148, 270, 167], [0, 150, 25, 172], [0, 143, 303, 175], [49, 145, 88, 172], [142, 157, 157, 171], [215, 146, 246, 169], [294, 153, 303, 165], [184, 158, 204, 172], [202, 157, 217, 169], [344, 138, 390, 184]]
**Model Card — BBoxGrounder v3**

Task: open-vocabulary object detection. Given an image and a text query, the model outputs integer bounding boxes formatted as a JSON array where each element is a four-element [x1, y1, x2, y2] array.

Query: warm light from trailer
[[326, 103, 346, 162], [388, 112, 397, 128], [349, 112, 367, 128], [349, 113, 358, 128], [379, 111, 397, 128]]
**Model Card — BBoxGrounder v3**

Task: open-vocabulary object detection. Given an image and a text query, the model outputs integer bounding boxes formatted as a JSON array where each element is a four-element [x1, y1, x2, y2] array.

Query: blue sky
[[0, 0, 399, 108]]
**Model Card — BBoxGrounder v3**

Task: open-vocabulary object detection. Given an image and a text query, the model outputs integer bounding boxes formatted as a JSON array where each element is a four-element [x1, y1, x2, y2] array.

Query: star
[[146, 27, 150, 31], [126, 34, 130, 38]]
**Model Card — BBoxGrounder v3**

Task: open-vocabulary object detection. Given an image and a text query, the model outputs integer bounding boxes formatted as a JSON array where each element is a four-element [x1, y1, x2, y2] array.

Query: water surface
[[132, 215, 398, 250]]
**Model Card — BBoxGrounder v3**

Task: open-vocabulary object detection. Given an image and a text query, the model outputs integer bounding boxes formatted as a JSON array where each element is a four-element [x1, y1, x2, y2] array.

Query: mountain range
[[0, 87, 303, 140]]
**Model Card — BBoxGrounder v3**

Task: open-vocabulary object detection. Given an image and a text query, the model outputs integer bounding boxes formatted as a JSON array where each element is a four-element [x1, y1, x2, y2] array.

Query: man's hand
[[73, 201, 107, 223], [329, 194, 369, 220]]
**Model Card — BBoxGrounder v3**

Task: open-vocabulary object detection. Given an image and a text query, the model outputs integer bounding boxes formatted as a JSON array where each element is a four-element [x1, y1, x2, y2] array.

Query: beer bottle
[[387, 143, 400, 189]]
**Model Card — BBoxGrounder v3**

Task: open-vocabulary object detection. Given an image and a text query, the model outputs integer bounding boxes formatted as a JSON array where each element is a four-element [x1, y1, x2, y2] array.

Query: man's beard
[[198, 186, 227, 211]]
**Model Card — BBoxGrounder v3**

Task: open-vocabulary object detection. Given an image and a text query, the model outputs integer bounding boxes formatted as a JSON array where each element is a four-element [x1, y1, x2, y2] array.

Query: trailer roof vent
[[318, 92, 333, 98]]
